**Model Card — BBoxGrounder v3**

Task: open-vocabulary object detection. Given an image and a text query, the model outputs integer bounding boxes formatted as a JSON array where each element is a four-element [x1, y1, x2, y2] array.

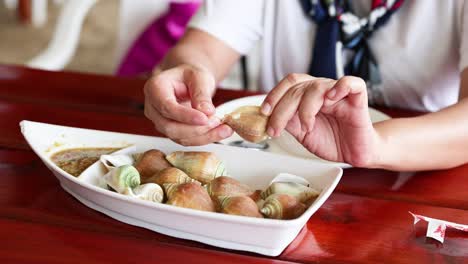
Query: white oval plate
[[20, 120, 342, 257], [216, 95, 391, 168]]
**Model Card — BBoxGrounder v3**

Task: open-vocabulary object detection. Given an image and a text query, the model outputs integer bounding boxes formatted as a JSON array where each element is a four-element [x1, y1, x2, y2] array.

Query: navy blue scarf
[[299, 0, 404, 104]]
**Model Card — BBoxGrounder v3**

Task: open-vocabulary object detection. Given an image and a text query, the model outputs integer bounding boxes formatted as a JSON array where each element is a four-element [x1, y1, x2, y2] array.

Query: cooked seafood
[[103, 165, 141, 195], [166, 151, 227, 184], [204, 176, 252, 198], [223, 106, 269, 143], [134, 149, 172, 182], [261, 194, 306, 220], [218, 196, 263, 218], [164, 182, 216, 212], [146, 167, 199, 186]]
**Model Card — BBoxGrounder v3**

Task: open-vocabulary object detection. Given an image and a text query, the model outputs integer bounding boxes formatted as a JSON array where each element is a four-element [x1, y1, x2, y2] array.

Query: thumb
[[186, 68, 216, 116]]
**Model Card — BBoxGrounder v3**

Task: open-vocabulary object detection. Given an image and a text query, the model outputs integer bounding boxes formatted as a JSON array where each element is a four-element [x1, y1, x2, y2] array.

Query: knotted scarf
[[299, 0, 404, 104]]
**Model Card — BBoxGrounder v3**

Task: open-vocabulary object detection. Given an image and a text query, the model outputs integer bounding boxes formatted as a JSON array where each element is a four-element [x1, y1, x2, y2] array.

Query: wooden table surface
[[0, 65, 466, 264]]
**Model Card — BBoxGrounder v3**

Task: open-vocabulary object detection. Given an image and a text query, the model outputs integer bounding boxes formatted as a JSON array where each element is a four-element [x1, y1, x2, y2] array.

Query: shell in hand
[[260, 193, 306, 220], [146, 167, 199, 186], [218, 196, 263, 218], [134, 149, 172, 183], [132, 183, 164, 203], [103, 165, 141, 195], [164, 182, 215, 212], [223, 106, 269, 143], [204, 176, 252, 198], [261, 182, 320, 205], [166, 151, 227, 184]]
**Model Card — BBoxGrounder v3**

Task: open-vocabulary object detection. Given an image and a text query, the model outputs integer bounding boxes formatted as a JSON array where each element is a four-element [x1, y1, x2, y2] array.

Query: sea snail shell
[[103, 165, 141, 195], [223, 106, 269, 143], [164, 182, 216, 212], [132, 183, 164, 203], [166, 151, 227, 184], [146, 167, 199, 186], [204, 176, 252, 198], [218, 196, 263, 218], [261, 181, 320, 204], [261, 193, 306, 220], [134, 149, 172, 183]]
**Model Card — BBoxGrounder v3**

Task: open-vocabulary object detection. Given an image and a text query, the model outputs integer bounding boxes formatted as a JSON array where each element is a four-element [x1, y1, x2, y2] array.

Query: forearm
[[373, 98, 468, 171], [156, 28, 240, 83]]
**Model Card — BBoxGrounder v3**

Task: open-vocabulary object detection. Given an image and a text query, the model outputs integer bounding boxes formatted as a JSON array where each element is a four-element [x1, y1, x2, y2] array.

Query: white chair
[[27, 0, 97, 70], [22, 0, 258, 90], [25, 0, 173, 72], [4, 0, 55, 27]]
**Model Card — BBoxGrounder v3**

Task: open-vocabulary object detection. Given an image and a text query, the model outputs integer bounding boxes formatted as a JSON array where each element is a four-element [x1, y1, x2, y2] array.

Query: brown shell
[[145, 167, 199, 186], [260, 182, 320, 204], [164, 182, 215, 212], [260, 194, 306, 220], [249, 190, 263, 203], [134, 149, 172, 183], [218, 196, 263, 218], [223, 106, 269, 143], [166, 151, 227, 184], [204, 176, 252, 198]]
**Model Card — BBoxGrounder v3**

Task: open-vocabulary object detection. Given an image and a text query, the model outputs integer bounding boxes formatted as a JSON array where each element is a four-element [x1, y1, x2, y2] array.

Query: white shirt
[[189, 0, 468, 112]]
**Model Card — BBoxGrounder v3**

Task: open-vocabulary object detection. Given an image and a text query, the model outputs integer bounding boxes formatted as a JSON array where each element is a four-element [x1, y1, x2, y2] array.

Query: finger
[[145, 98, 221, 139], [325, 76, 368, 108], [177, 125, 233, 146], [298, 79, 336, 132], [144, 75, 209, 125], [285, 113, 305, 140], [144, 97, 172, 136], [185, 67, 216, 116], [261, 73, 315, 116], [267, 84, 306, 137]]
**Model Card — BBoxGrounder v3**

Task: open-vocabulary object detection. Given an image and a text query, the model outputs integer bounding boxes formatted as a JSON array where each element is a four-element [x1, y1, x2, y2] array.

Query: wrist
[[367, 121, 394, 170]]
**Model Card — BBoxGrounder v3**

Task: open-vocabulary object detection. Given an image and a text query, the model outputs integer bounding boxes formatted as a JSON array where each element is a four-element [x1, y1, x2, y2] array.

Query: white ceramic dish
[[20, 120, 343, 256], [216, 95, 391, 168]]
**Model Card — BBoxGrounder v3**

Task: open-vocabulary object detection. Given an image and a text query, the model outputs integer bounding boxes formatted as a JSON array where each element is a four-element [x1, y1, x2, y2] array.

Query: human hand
[[144, 64, 233, 146], [261, 74, 382, 167]]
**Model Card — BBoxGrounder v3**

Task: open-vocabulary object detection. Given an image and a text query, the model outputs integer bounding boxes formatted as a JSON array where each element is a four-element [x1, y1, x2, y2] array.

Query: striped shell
[[261, 193, 306, 220], [146, 167, 199, 186], [102, 165, 140, 195], [204, 176, 252, 198], [166, 151, 227, 184], [132, 183, 164, 203], [218, 196, 263, 218], [134, 149, 172, 183], [261, 181, 320, 204], [223, 106, 269, 143], [164, 182, 215, 212]]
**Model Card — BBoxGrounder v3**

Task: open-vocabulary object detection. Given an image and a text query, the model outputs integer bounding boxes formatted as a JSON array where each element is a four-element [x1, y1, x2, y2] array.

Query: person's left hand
[[260, 74, 382, 167]]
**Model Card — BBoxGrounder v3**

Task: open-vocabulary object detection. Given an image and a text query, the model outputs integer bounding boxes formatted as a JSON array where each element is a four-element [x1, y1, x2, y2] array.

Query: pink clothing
[[116, 1, 201, 76]]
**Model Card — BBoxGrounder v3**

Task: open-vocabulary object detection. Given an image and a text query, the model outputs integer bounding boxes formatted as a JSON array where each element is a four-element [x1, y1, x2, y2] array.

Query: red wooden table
[[0, 65, 467, 263]]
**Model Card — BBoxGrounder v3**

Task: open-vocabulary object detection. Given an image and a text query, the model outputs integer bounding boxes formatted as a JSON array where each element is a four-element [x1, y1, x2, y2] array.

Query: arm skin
[[155, 28, 240, 84], [372, 68, 468, 171]]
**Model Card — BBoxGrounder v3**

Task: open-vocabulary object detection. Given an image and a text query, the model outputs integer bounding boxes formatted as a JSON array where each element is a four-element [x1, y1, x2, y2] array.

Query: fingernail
[[267, 126, 275, 137], [219, 126, 233, 138], [261, 102, 271, 116], [199, 101, 214, 113], [327, 88, 337, 99], [208, 117, 221, 127]]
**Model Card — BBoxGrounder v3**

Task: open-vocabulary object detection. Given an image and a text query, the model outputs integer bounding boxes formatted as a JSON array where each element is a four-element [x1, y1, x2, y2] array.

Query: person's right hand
[[144, 64, 233, 146]]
